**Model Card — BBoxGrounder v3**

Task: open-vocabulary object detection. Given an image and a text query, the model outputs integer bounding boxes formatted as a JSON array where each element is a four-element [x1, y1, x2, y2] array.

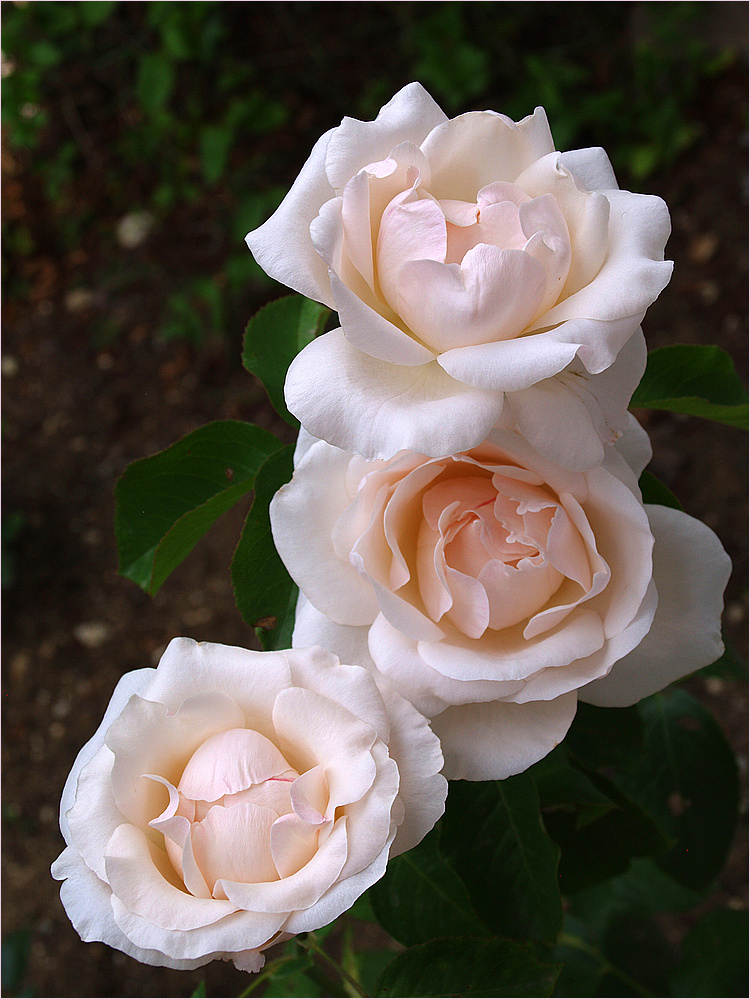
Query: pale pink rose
[[246, 82, 672, 463], [271, 422, 730, 780], [52, 640, 446, 972]]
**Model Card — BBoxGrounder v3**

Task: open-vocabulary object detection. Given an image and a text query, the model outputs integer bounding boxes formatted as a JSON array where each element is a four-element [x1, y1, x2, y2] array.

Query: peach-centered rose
[[271, 424, 730, 780], [52, 640, 446, 972], [247, 82, 672, 462]]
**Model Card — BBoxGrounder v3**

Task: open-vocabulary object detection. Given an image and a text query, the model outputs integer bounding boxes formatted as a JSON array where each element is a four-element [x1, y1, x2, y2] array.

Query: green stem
[[558, 931, 658, 998], [300, 933, 369, 998], [238, 956, 293, 997]]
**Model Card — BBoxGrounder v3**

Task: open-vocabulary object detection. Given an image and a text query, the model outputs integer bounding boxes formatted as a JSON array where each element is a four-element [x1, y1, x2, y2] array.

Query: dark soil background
[[2, 3, 747, 997]]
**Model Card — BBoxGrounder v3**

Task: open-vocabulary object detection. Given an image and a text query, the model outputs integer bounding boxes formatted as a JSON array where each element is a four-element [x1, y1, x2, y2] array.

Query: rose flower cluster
[[54, 84, 730, 974]]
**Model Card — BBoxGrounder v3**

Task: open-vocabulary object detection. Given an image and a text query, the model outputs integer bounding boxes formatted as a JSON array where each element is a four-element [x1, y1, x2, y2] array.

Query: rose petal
[[245, 127, 337, 306], [192, 802, 280, 889], [107, 691, 245, 836], [421, 107, 555, 202], [270, 442, 379, 626], [178, 728, 293, 801], [285, 328, 503, 460], [431, 692, 578, 780], [324, 82, 447, 191], [52, 846, 214, 971], [579, 506, 731, 706]]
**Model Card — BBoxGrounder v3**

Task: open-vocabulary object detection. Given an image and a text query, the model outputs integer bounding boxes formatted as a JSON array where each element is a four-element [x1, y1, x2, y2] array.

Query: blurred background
[[2, 2, 747, 996]]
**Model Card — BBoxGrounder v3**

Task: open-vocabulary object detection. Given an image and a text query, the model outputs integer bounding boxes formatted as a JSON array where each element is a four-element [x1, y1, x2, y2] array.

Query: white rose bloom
[[247, 82, 672, 463], [52, 640, 446, 972], [271, 422, 730, 781]]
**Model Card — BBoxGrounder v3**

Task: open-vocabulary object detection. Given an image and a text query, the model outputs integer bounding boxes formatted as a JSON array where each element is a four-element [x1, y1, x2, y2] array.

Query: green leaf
[[699, 634, 748, 680], [555, 914, 671, 998], [570, 856, 701, 934], [116, 421, 282, 594], [80, 1, 117, 26], [136, 52, 175, 116], [440, 775, 562, 942], [243, 296, 330, 426], [231, 445, 296, 649], [669, 908, 749, 997], [376, 937, 561, 998], [200, 123, 233, 185], [1, 931, 30, 995], [564, 701, 645, 773], [544, 766, 669, 894], [369, 828, 488, 946], [638, 470, 683, 510], [531, 746, 619, 829], [612, 689, 739, 890], [630, 344, 748, 429], [190, 983, 206, 998]]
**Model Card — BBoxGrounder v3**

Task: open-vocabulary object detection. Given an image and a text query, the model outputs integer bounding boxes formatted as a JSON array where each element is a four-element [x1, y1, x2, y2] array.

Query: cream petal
[[110, 892, 285, 964], [148, 777, 212, 899], [270, 441, 379, 626], [52, 846, 214, 970], [107, 691, 245, 836], [437, 331, 581, 393], [432, 692, 578, 780], [504, 381, 607, 471], [341, 142, 433, 292], [559, 146, 619, 193], [367, 613, 524, 713], [178, 728, 293, 801], [324, 82, 447, 191], [418, 607, 605, 683], [192, 802, 280, 888], [580, 506, 731, 707], [615, 413, 653, 480], [422, 107, 555, 201], [283, 829, 394, 935], [292, 594, 374, 673], [395, 245, 547, 352], [105, 823, 236, 930], [333, 271, 436, 365], [285, 328, 503, 460], [245, 126, 336, 306], [271, 812, 324, 879], [581, 466, 654, 638], [371, 677, 447, 857], [511, 582, 658, 703], [217, 816, 348, 914], [289, 765, 329, 825], [284, 651, 392, 747], [147, 638, 293, 740], [336, 740, 399, 880], [58, 668, 154, 844], [272, 688, 377, 809], [65, 743, 122, 882], [535, 188, 672, 357], [514, 151, 611, 301], [377, 188, 448, 296]]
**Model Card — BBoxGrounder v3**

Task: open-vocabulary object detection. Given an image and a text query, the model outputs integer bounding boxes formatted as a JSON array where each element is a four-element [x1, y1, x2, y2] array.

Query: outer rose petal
[[245, 127, 337, 306], [285, 328, 503, 460], [270, 441, 379, 626], [579, 505, 731, 706], [58, 668, 154, 842], [52, 847, 218, 971], [503, 329, 648, 471], [431, 693, 578, 780], [324, 82, 448, 191]]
